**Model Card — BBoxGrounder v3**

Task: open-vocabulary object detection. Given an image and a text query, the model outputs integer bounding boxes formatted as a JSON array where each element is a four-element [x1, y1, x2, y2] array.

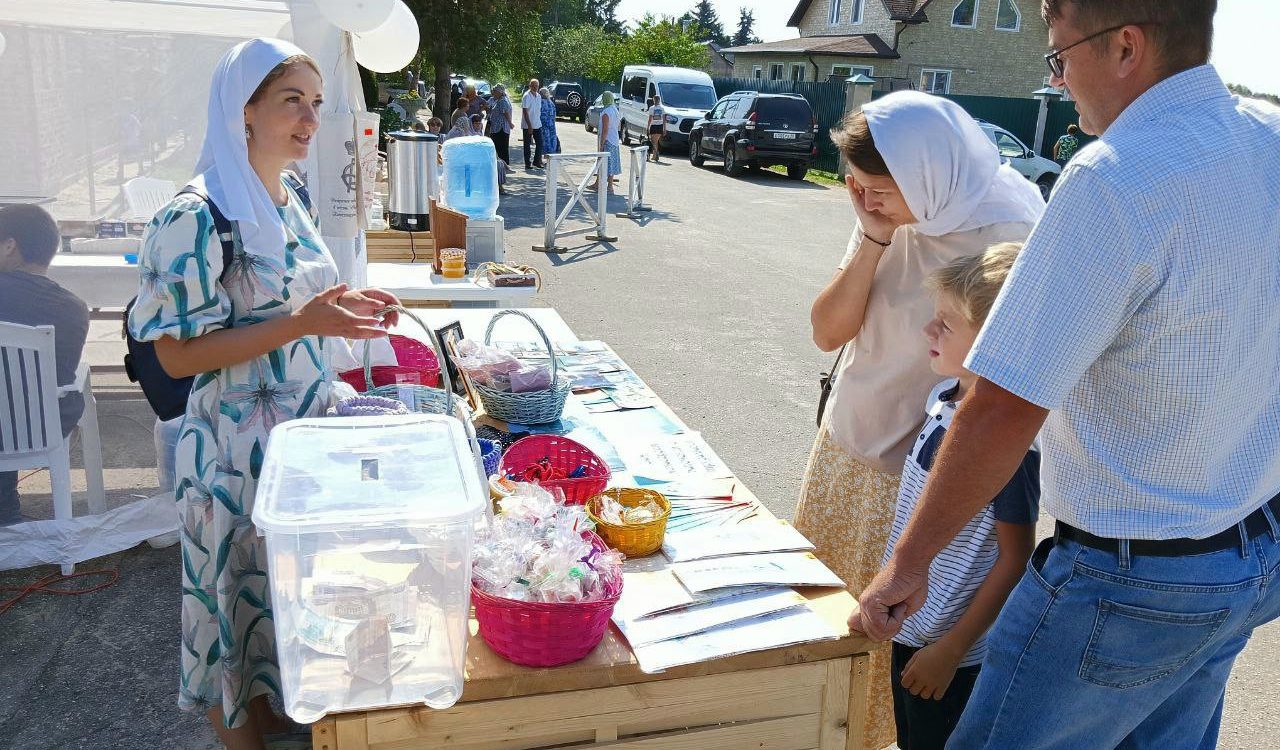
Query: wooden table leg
[[820, 657, 853, 750], [845, 653, 871, 750], [312, 718, 338, 750], [337, 714, 371, 750]]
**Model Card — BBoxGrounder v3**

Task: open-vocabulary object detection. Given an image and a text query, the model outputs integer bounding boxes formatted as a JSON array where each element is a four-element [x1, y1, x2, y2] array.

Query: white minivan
[[618, 65, 718, 151]]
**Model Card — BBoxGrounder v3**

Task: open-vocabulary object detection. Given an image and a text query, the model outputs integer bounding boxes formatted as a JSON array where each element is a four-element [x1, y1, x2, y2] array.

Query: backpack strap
[[281, 171, 314, 216], [177, 184, 236, 282]]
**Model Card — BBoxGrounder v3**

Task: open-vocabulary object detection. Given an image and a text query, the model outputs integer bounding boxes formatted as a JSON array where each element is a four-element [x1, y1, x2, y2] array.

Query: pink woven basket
[[338, 334, 441, 391], [498, 435, 611, 505], [471, 531, 623, 667]]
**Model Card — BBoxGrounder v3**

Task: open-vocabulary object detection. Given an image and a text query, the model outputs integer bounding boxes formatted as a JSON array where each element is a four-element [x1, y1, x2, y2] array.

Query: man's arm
[[855, 378, 1047, 641]]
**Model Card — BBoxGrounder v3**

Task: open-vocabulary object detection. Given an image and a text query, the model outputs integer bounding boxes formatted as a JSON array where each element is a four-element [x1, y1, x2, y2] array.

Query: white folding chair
[[0, 323, 106, 575], [121, 176, 177, 221]]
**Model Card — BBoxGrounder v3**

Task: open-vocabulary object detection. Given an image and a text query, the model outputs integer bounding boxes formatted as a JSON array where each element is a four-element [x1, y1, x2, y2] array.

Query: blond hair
[[925, 242, 1023, 325]]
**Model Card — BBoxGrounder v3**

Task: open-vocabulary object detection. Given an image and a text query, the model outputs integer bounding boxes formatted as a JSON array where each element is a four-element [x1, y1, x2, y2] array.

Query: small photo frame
[[433, 321, 477, 406]]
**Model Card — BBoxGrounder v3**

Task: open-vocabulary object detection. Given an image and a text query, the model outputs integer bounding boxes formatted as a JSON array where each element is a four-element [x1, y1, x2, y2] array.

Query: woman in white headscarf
[[795, 91, 1044, 750], [128, 38, 400, 748]]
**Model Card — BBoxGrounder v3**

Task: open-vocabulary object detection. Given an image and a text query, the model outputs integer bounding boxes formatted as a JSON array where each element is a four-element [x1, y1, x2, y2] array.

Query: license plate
[[774, 132, 797, 140]]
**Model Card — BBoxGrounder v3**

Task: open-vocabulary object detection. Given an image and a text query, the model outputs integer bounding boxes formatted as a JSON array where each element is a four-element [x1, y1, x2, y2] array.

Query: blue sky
[[614, 0, 1278, 95]]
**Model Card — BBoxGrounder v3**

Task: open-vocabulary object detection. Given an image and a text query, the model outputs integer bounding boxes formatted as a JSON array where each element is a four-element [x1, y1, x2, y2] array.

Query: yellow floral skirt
[[793, 424, 900, 750]]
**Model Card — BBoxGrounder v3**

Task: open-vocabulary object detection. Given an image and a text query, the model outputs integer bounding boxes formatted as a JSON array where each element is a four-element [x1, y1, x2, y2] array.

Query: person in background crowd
[[468, 113, 486, 137], [0, 204, 90, 526], [127, 38, 401, 749], [521, 77, 544, 170], [858, 2, 1280, 747], [799, 92, 1043, 750], [539, 87, 561, 155], [487, 83, 514, 165], [589, 91, 622, 192], [1052, 123, 1081, 164], [647, 94, 666, 163], [450, 96, 469, 131], [467, 84, 488, 117], [425, 117, 443, 135], [444, 114, 469, 142]]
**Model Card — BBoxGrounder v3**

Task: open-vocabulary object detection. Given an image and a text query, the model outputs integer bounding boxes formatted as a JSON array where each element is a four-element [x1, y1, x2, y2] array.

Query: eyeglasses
[[1044, 22, 1155, 78]]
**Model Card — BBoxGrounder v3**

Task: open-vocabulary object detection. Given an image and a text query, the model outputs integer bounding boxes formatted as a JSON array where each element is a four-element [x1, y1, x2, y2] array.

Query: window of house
[[769, 63, 785, 81], [951, 0, 978, 27], [996, 0, 1020, 30], [920, 68, 951, 94], [831, 64, 874, 80], [829, 0, 842, 25], [791, 64, 807, 82], [753, 65, 763, 79], [851, 0, 864, 23]]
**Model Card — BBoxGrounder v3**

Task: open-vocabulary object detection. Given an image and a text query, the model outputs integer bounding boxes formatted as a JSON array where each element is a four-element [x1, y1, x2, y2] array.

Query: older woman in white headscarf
[[795, 91, 1044, 750], [128, 38, 400, 748]]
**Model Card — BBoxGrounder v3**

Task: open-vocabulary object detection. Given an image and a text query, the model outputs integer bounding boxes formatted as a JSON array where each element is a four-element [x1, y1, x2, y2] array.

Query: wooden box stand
[[365, 200, 468, 274]]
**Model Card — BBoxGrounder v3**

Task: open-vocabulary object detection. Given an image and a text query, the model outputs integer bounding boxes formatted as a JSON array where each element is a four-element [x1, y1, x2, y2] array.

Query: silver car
[[585, 93, 618, 134]]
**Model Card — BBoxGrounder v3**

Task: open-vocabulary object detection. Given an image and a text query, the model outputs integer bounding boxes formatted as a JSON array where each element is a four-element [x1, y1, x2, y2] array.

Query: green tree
[[539, 24, 615, 82], [543, 0, 622, 33], [591, 15, 709, 83], [404, 0, 548, 118], [732, 7, 759, 47], [681, 0, 729, 46]]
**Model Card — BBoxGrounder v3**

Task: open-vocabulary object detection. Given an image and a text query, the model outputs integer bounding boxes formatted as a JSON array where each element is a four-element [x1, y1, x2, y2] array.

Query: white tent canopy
[[0, 0, 393, 571]]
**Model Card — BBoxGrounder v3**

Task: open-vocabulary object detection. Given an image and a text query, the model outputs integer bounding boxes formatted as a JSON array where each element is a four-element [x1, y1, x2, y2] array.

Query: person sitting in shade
[[0, 204, 90, 525]]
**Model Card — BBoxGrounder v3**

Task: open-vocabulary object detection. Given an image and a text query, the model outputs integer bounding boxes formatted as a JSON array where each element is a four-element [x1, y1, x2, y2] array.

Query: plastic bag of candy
[[472, 483, 623, 603]]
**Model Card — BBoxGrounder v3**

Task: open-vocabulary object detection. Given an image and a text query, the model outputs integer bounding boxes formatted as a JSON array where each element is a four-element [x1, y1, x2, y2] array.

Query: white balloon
[[314, 0, 395, 34], [352, 1, 419, 74]]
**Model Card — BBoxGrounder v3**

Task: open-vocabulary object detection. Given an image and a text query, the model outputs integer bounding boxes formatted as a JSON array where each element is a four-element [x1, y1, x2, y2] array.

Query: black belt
[[1055, 493, 1280, 557]]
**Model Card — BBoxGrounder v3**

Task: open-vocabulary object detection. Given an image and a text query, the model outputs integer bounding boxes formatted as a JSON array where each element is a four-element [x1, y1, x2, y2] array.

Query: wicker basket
[[586, 488, 671, 557], [471, 531, 622, 667], [476, 438, 502, 477], [498, 435, 610, 505], [336, 306, 487, 482], [337, 334, 440, 392], [473, 309, 570, 425]]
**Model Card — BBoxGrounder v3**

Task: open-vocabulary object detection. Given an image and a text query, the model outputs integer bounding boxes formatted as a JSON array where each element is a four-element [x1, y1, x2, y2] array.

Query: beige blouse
[[825, 220, 1035, 474]]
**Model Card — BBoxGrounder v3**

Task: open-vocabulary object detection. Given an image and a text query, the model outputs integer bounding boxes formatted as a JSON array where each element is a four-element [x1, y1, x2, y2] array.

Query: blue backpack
[[123, 175, 311, 420]]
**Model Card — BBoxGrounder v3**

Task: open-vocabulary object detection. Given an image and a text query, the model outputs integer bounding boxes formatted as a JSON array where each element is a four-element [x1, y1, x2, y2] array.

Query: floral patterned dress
[[129, 179, 338, 728]]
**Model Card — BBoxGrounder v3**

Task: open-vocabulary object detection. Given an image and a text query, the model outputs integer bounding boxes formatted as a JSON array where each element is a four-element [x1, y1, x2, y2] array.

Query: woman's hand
[[846, 175, 903, 245], [339, 287, 402, 328], [293, 284, 388, 340], [900, 641, 964, 701]]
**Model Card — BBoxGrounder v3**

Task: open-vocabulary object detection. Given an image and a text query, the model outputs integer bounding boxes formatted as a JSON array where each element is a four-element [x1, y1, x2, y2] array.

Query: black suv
[[690, 91, 817, 180], [547, 81, 587, 123]]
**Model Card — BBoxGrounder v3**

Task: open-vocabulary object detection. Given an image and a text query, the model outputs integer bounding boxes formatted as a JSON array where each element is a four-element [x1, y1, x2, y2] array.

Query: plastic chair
[[121, 177, 177, 221], [0, 323, 106, 575]]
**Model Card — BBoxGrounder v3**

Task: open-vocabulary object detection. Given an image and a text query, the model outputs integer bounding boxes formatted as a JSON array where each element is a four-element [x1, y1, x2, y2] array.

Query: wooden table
[[313, 309, 873, 750]]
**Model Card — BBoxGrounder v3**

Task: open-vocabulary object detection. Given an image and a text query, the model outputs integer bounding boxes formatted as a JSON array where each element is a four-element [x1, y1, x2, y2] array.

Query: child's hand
[[900, 641, 964, 700]]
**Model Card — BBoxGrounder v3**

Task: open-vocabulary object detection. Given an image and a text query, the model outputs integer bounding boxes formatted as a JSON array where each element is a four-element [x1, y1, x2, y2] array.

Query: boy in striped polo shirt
[[878, 243, 1040, 750]]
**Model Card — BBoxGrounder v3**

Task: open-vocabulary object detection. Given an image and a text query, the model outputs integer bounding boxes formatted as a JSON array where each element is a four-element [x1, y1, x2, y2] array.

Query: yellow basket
[[586, 488, 671, 558]]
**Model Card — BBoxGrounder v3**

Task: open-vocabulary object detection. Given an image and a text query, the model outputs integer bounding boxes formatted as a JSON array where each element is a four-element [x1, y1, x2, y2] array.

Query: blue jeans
[[949, 529, 1280, 749]]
